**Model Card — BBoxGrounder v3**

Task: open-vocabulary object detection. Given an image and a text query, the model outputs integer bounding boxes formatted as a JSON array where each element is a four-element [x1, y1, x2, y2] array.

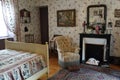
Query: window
[[0, 1, 10, 38]]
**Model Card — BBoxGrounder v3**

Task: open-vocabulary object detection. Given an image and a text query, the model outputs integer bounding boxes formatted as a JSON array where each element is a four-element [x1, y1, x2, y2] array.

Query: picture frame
[[115, 20, 120, 27], [57, 9, 76, 27], [114, 9, 120, 18]]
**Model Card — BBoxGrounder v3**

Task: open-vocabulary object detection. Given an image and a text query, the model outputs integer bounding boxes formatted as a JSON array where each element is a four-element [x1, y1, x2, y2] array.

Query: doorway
[[39, 6, 49, 44]]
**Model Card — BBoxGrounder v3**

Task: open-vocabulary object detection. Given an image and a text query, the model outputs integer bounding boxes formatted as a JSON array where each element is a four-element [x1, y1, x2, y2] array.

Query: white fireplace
[[82, 38, 107, 62]]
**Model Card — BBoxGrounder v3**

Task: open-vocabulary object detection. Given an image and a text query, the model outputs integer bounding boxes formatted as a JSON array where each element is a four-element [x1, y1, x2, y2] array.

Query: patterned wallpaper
[[18, 0, 41, 43], [18, 0, 120, 57]]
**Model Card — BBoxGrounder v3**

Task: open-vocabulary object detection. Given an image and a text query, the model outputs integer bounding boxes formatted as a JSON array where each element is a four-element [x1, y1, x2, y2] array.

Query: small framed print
[[114, 9, 120, 18], [115, 20, 120, 27]]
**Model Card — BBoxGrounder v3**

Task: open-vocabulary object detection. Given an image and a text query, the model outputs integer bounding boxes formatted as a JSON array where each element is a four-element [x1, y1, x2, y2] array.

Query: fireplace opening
[[85, 44, 104, 63]]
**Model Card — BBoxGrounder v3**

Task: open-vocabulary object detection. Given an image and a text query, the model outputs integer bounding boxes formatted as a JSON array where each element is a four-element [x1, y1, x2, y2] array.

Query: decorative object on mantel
[[106, 29, 112, 34], [106, 22, 113, 34], [115, 20, 120, 27], [20, 9, 31, 23], [114, 9, 120, 18], [95, 25, 100, 34], [108, 22, 112, 28], [57, 9, 76, 27], [82, 21, 87, 33], [87, 4, 107, 34]]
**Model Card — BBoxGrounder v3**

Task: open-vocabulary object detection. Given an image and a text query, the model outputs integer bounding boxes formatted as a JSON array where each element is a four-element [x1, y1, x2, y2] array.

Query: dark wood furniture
[[110, 56, 120, 65], [0, 38, 13, 50]]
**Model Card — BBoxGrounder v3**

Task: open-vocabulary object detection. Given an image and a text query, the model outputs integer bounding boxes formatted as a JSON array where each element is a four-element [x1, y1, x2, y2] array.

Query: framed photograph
[[115, 20, 120, 27], [114, 9, 120, 18], [57, 9, 76, 27]]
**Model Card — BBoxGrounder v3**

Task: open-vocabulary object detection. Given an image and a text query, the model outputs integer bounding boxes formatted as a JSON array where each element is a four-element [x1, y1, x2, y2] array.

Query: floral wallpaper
[[18, 0, 41, 43], [18, 0, 120, 57]]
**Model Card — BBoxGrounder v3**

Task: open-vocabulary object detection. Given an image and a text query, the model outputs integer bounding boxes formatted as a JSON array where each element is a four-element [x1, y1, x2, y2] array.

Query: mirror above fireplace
[[87, 4, 107, 34]]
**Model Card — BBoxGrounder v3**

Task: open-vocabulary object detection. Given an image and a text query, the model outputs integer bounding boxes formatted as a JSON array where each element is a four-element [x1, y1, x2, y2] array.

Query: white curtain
[[1, 0, 21, 41]]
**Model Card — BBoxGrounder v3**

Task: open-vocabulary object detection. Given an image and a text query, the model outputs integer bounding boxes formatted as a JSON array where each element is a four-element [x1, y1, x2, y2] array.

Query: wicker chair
[[54, 36, 80, 68]]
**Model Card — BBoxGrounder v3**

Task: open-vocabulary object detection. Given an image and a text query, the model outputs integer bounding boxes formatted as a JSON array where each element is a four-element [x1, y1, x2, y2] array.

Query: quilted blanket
[[0, 49, 46, 80]]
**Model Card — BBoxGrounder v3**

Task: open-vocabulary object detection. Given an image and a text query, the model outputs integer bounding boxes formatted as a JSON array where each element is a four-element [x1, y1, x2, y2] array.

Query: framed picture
[[57, 9, 76, 27], [115, 20, 120, 27], [114, 9, 120, 18]]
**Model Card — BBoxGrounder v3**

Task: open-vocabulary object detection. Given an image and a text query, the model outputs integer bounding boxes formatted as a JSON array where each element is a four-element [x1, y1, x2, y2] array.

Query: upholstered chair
[[54, 36, 80, 68]]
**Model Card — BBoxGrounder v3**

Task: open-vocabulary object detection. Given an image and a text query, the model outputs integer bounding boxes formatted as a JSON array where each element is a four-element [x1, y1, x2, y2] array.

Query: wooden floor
[[110, 64, 120, 70], [40, 54, 61, 80], [49, 55, 61, 77], [40, 54, 120, 80]]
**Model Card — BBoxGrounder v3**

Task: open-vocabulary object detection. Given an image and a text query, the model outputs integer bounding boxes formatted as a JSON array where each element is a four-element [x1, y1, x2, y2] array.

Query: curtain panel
[[1, 0, 21, 41]]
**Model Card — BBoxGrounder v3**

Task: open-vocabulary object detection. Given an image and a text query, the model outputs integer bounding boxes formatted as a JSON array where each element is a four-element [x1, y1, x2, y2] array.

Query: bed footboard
[[5, 40, 49, 80]]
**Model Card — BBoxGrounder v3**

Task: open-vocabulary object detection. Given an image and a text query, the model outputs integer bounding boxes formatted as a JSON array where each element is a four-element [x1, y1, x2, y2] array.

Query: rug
[[48, 64, 120, 80]]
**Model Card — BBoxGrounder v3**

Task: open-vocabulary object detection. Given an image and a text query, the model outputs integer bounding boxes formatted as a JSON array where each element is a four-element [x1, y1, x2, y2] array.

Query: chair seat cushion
[[61, 52, 80, 62]]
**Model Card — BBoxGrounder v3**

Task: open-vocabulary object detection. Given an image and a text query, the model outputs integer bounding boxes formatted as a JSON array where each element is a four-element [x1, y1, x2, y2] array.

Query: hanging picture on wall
[[115, 20, 120, 27], [114, 9, 120, 18], [57, 9, 76, 27]]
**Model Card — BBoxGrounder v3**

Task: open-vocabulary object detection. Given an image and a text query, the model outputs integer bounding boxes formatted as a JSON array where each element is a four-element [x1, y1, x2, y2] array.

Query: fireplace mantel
[[79, 33, 111, 63]]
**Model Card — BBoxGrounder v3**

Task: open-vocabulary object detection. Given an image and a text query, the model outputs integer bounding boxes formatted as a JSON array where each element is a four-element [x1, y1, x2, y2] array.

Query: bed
[[0, 40, 49, 80]]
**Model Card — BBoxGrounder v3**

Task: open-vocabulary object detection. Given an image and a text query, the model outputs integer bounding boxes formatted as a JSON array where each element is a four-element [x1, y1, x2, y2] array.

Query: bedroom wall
[[18, 0, 120, 57], [18, 0, 41, 43]]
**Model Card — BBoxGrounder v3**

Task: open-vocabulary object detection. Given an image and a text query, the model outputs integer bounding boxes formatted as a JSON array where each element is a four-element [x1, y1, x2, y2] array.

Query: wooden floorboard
[[40, 55, 61, 80], [49, 55, 61, 77], [110, 64, 120, 70]]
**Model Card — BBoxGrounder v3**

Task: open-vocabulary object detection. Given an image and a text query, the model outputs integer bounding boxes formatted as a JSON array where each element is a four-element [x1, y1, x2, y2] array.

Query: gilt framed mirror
[[87, 4, 107, 33]]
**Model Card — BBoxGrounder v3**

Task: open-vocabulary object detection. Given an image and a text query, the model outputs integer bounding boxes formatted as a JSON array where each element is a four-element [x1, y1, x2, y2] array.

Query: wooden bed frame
[[5, 40, 49, 80]]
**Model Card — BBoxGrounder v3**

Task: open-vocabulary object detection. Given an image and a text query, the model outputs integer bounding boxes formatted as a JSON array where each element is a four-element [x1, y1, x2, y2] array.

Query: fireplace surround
[[79, 33, 111, 64], [83, 38, 107, 62]]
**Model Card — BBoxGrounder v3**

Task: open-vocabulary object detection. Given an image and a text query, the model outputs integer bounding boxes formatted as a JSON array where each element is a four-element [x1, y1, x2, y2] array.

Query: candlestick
[[82, 21, 86, 33]]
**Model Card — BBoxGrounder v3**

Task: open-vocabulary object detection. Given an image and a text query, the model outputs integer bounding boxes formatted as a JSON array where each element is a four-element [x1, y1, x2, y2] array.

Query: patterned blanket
[[0, 49, 46, 80], [48, 64, 120, 80]]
